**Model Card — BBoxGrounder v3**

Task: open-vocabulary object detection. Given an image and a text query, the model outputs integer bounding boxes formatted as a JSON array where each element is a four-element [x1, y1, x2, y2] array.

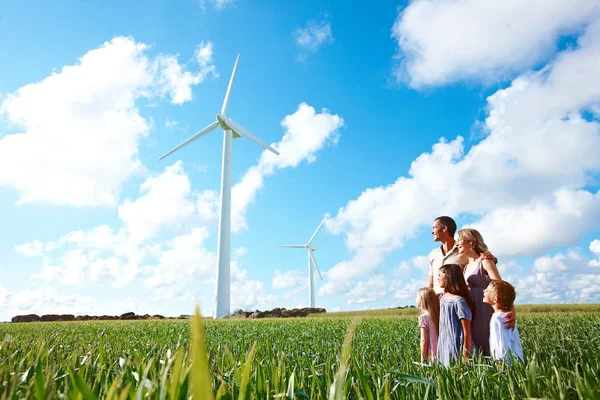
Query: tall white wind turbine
[[278, 215, 329, 308], [159, 55, 280, 319]]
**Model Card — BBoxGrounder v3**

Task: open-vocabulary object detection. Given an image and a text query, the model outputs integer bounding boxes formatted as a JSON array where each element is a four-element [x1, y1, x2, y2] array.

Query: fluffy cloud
[[231, 263, 277, 310], [272, 269, 306, 289], [346, 275, 390, 304], [471, 190, 600, 257], [15, 240, 45, 257], [324, 19, 600, 292], [156, 41, 217, 104], [513, 243, 600, 303], [118, 162, 196, 242], [0, 37, 214, 207], [198, 103, 344, 231], [144, 228, 216, 295], [590, 240, 600, 267], [8, 286, 98, 317], [295, 18, 334, 60], [31, 225, 144, 287], [392, 0, 600, 87]]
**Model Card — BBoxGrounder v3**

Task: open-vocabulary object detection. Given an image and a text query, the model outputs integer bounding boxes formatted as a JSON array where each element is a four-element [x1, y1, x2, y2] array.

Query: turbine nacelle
[[216, 114, 241, 138]]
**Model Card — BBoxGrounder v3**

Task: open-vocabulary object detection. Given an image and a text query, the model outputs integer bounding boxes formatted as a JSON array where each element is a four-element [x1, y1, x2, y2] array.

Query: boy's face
[[483, 286, 495, 305]]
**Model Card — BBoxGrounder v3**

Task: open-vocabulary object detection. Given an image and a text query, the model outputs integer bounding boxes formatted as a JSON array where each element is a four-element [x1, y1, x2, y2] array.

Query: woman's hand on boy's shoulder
[[503, 310, 516, 331]]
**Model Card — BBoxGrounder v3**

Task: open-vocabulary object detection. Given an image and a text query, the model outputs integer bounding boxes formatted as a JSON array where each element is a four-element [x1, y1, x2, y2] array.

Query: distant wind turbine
[[159, 54, 280, 319], [278, 215, 329, 308]]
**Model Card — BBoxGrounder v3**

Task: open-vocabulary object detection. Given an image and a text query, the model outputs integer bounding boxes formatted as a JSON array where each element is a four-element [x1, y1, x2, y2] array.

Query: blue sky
[[1, 0, 599, 320]]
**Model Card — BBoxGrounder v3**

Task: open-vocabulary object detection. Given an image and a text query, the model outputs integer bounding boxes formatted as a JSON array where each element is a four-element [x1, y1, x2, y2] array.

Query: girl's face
[[457, 238, 472, 254], [438, 270, 447, 288]]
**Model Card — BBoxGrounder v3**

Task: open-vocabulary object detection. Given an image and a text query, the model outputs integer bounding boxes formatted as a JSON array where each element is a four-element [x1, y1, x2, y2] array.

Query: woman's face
[[457, 238, 472, 254], [438, 270, 447, 288]]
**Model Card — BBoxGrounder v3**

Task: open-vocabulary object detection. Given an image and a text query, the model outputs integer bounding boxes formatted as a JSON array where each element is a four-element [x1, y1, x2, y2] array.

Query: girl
[[416, 287, 439, 364], [436, 263, 473, 366]]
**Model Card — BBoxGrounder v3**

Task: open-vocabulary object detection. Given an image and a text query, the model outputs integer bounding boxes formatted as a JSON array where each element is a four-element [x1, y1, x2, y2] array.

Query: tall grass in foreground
[[0, 308, 599, 398]]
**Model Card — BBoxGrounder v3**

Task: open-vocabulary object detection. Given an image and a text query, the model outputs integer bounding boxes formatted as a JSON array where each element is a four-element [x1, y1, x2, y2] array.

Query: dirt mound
[[11, 312, 172, 323], [229, 307, 326, 319]]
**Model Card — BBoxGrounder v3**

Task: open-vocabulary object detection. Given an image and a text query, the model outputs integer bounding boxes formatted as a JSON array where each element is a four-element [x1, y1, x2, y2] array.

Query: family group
[[416, 216, 524, 366]]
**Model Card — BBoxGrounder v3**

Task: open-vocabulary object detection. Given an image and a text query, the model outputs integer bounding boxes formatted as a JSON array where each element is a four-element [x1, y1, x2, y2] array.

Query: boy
[[483, 280, 524, 364]]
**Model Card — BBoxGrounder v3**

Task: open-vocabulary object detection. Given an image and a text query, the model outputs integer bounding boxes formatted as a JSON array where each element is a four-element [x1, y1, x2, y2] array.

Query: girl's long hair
[[439, 263, 474, 314], [417, 287, 440, 334]]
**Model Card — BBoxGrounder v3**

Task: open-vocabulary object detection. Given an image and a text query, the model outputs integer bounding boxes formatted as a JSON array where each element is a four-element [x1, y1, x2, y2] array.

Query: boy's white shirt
[[489, 311, 524, 364]]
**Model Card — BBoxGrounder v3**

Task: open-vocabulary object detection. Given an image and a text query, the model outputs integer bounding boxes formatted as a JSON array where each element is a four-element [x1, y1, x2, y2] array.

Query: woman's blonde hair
[[416, 287, 439, 334], [457, 228, 489, 255]]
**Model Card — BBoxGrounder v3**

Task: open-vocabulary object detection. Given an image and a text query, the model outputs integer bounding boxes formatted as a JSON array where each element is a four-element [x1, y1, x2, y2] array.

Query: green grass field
[[1, 305, 599, 399]]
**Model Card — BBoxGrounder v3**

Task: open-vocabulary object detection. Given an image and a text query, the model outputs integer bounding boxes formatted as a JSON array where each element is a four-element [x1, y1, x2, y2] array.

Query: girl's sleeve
[[456, 298, 472, 321], [418, 314, 428, 329]]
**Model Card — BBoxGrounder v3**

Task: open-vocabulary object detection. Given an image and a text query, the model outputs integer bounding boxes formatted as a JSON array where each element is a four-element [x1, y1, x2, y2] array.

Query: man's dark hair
[[435, 216, 457, 237]]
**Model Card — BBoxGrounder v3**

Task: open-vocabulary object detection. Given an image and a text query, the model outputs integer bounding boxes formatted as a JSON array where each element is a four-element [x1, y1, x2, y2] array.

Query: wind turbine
[[278, 215, 329, 308], [159, 55, 280, 319]]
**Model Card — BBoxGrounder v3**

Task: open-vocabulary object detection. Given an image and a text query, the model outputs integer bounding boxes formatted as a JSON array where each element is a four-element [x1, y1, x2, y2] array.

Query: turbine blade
[[277, 245, 306, 248], [221, 54, 240, 115], [225, 118, 280, 156], [159, 121, 219, 160], [309, 249, 323, 280], [307, 214, 329, 245]]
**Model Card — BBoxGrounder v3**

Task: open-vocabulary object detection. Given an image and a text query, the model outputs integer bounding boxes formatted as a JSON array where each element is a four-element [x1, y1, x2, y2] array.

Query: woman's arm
[[481, 259, 517, 330], [482, 259, 502, 280], [420, 327, 429, 363], [460, 319, 472, 361]]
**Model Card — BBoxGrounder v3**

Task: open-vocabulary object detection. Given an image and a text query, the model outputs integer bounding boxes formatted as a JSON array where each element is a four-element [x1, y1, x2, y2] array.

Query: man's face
[[432, 220, 445, 242]]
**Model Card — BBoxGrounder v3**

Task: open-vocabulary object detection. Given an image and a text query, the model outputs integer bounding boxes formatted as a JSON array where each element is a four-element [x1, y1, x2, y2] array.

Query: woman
[[456, 228, 515, 356]]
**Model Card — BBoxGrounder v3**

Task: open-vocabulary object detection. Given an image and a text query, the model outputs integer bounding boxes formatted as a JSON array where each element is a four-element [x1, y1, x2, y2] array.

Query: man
[[428, 216, 467, 294]]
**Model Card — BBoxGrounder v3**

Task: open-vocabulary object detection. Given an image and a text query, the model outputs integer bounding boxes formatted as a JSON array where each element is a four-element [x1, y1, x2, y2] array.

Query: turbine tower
[[159, 55, 279, 319], [278, 215, 328, 308]]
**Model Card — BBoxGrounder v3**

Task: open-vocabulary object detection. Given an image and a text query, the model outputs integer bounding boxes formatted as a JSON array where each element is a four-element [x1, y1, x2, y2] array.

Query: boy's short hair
[[487, 280, 516, 308]]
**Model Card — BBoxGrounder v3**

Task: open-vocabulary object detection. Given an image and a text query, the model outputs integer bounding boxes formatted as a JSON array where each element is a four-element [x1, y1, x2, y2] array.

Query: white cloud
[[195, 189, 219, 222], [394, 279, 426, 303], [392, 0, 600, 87], [231, 103, 344, 231], [514, 244, 600, 303], [31, 225, 144, 287], [15, 240, 44, 257], [347, 275, 390, 304], [165, 119, 178, 128], [156, 41, 217, 105], [0, 37, 215, 208], [118, 162, 196, 242], [471, 190, 600, 257], [144, 227, 216, 294], [590, 239, 600, 267], [295, 19, 334, 56], [201, 0, 235, 11], [234, 246, 247, 257], [231, 263, 277, 310], [326, 20, 600, 287], [8, 286, 98, 317], [195, 41, 216, 69], [200, 103, 343, 231], [272, 269, 306, 289]]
